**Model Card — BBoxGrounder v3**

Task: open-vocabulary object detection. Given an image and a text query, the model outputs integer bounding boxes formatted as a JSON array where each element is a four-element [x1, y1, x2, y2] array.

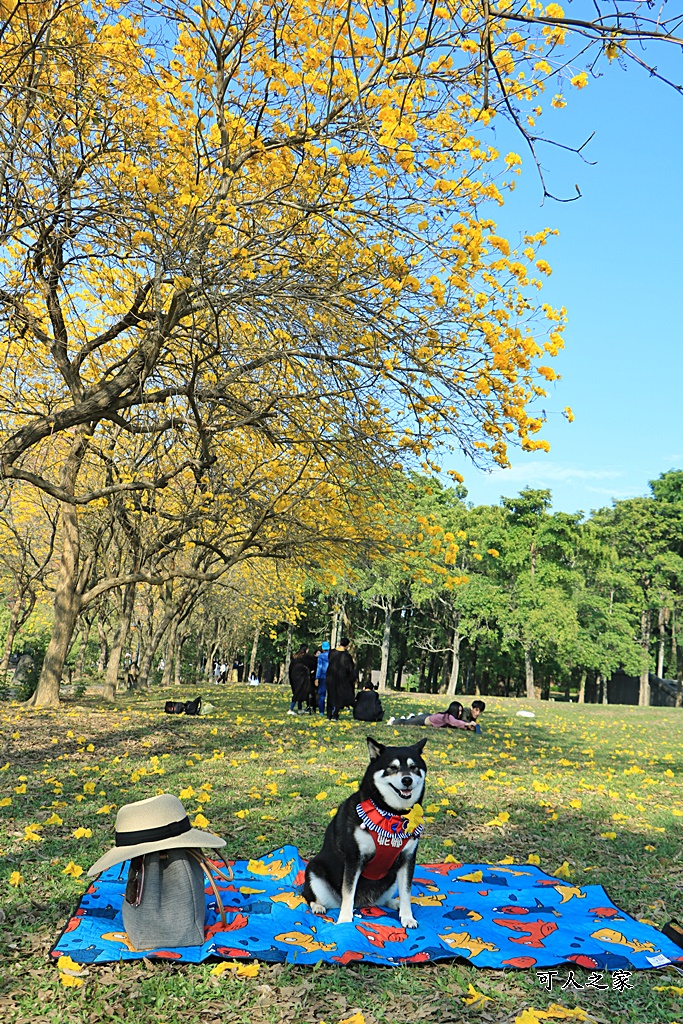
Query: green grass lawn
[[1, 684, 683, 1024]]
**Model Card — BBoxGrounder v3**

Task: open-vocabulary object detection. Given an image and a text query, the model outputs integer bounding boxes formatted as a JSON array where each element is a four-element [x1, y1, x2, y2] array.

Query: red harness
[[356, 799, 423, 880]]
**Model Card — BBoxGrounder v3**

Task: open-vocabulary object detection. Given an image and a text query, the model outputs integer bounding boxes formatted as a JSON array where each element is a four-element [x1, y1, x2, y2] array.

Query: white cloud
[[482, 462, 623, 485]]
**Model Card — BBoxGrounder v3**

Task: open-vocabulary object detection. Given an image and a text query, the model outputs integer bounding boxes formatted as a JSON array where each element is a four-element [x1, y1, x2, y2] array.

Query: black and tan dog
[[303, 737, 427, 927]]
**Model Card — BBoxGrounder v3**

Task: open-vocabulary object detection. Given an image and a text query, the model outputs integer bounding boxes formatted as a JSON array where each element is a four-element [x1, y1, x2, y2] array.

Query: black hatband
[[115, 816, 192, 847]]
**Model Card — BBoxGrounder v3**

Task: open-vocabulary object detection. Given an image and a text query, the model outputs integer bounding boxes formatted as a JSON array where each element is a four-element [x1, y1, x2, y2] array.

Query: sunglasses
[[125, 855, 145, 907]]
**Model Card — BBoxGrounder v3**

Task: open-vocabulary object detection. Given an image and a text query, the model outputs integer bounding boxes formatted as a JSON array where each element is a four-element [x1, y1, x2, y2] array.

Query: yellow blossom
[[62, 861, 84, 878]]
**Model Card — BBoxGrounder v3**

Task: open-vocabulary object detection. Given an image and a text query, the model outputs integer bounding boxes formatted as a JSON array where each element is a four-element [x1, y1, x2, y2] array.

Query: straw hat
[[88, 793, 225, 876]]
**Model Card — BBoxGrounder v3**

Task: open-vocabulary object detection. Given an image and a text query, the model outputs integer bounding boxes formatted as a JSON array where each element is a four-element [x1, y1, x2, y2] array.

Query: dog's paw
[[336, 910, 354, 925], [400, 911, 418, 929], [384, 897, 400, 911], [309, 901, 327, 915]]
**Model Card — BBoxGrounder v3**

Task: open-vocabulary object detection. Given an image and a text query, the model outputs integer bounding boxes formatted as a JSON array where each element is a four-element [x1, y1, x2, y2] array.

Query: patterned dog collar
[[356, 798, 424, 841]]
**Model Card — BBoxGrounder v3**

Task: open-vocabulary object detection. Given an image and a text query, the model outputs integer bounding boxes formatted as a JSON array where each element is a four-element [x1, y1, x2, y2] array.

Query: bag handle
[[188, 850, 233, 927]]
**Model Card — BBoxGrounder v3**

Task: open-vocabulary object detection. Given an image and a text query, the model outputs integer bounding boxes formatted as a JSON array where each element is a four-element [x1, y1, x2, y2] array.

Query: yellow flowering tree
[[2, 1, 680, 706]]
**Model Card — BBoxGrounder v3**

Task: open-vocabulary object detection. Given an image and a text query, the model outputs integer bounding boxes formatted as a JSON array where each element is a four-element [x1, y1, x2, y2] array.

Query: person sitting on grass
[[387, 700, 477, 731], [353, 681, 384, 722]]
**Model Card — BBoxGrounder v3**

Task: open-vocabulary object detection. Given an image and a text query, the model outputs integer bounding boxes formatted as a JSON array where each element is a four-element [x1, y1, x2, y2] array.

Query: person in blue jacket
[[315, 641, 330, 714]]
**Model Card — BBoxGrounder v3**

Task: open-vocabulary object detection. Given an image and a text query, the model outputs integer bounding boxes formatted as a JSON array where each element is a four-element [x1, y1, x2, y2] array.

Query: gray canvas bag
[[122, 848, 230, 950]]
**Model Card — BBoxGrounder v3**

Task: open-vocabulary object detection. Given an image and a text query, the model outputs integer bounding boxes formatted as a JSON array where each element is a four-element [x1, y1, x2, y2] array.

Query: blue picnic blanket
[[52, 845, 683, 969]]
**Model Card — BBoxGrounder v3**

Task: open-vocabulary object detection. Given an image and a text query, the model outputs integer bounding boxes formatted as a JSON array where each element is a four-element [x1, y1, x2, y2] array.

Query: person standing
[[315, 641, 330, 714], [288, 644, 317, 714], [326, 637, 357, 720]]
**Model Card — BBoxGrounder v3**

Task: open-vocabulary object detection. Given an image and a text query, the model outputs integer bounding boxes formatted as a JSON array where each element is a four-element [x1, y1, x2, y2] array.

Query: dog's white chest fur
[[355, 825, 376, 857]]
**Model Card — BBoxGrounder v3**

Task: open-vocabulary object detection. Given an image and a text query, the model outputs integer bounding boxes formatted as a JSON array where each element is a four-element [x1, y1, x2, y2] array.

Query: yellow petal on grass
[[498, 856, 514, 864], [654, 985, 683, 995], [540, 1005, 588, 1020], [527, 854, 541, 865], [554, 861, 571, 879], [57, 954, 88, 986], [600, 831, 617, 840], [515, 1008, 589, 1024], [59, 973, 85, 988], [672, 809, 683, 817], [9, 870, 23, 887], [72, 827, 92, 839], [62, 861, 84, 878], [211, 959, 259, 978], [315, 791, 328, 801], [96, 805, 112, 814], [0, 797, 12, 807], [23, 825, 43, 842], [179, 786, 195, 800], [236, 961, 259, 977], [45, 812, 63, 825], [210, 961, 232, 976], [486, 811, 510, 827], [192, 813, 210, 828], [462, 983, 491, 1005], [338, 1014, 366, 1024]]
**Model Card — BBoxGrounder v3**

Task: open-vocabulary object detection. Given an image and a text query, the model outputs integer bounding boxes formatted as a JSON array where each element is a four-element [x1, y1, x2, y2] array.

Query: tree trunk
[[106, 582, 136, 692], [378, 599, 392, 693], [639, 608, 651, 706], [28, 435, 88, 707], [96, 617, 109, 672], [598, 673, 608, 705], [174, 633, 186, 686], [283, 622, 293, 685], [524, 645, 535, 700], [577, 669, 586, 704], [657, 606, 667, 678], [73, 615, 93, 678], [138, 603, 177, 688], [0, 595, 34, 674], [330, 601, 340, 648], [446, 623, 461, 696], [249, 622, 261, 678], [162, 616, 179, 687], [674, 609, 683, 708]]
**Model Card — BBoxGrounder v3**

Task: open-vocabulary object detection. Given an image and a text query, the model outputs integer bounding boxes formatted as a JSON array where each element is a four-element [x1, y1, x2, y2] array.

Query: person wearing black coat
[[325, 637, 358, 720], [353, 683, 384, 722], [288, 645, 317, 714]]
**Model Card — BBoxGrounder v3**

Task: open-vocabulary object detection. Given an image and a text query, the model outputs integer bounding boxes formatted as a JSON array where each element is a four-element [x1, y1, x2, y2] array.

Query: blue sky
[[447, 43, 683, 516]]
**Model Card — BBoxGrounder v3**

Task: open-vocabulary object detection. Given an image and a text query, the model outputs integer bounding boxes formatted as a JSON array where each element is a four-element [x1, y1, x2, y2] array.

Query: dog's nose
[[401, 776, 413, 789]]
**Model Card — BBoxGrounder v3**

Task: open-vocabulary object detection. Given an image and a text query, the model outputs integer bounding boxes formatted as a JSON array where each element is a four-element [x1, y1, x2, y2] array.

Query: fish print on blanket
[[51, 846, 683, 969]]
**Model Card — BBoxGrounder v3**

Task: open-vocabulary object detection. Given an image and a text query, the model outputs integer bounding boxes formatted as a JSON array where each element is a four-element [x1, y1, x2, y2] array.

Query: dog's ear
[[367, 737, 385, 761], [412, 738, 428, 756]]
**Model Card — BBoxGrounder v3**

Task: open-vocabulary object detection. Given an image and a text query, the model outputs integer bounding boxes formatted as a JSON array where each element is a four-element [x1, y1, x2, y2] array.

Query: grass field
[[1, 684, 683, 1024]]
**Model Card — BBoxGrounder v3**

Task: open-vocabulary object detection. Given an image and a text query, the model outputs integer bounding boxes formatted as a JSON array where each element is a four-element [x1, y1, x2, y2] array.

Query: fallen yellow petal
[[462, 983, 491, 1005], [62, 861, 84, 878]]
